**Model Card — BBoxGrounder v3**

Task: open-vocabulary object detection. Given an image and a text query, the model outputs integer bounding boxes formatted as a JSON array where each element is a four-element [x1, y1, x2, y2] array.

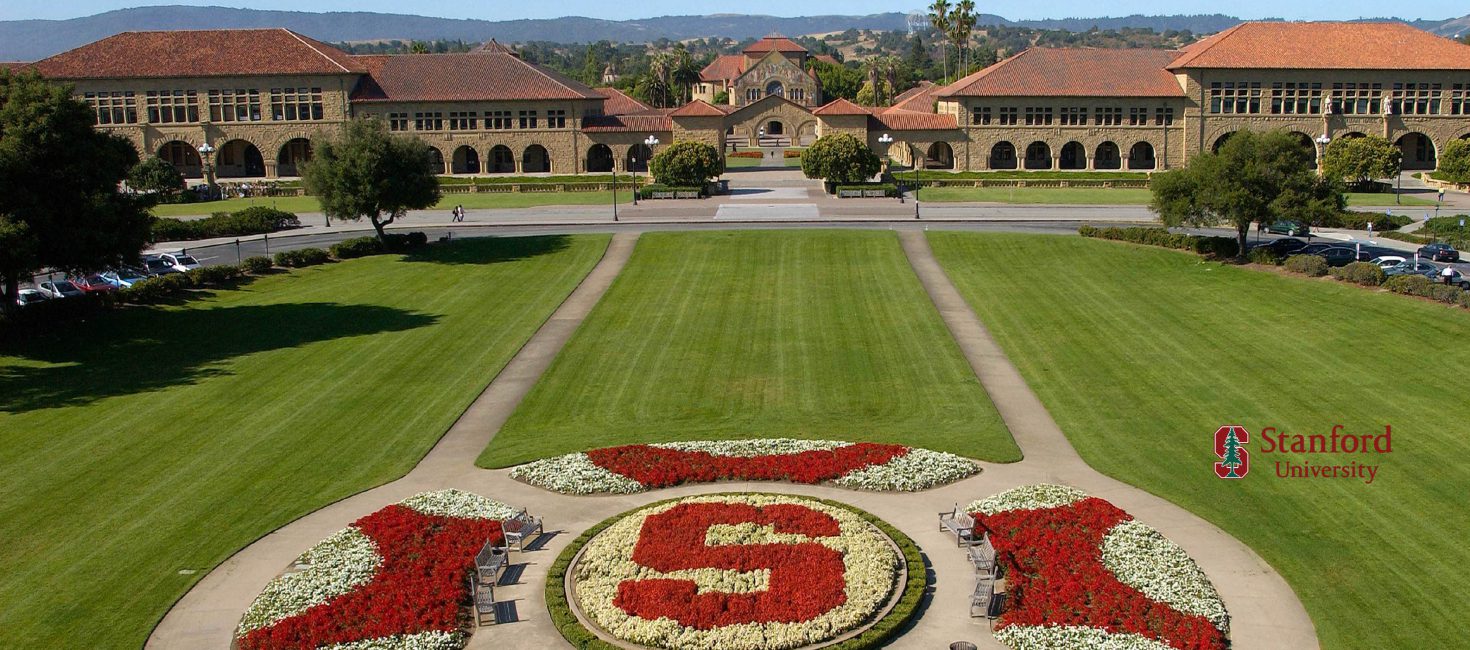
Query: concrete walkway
[[147, 229, 1318, 650]]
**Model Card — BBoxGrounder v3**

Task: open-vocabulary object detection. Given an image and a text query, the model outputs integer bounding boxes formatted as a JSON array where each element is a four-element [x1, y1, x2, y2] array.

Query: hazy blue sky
[[0, 0, 1464, 22]]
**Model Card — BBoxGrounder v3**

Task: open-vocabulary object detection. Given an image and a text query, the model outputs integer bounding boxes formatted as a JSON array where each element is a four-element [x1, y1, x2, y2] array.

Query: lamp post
[[197, 142, 217, 200], [1314, 134, 1331, 173], [611, 158, 620, 222], [878, 133, 895, 201], [644, 134, 659, 194], [911, 144, 921, 219]]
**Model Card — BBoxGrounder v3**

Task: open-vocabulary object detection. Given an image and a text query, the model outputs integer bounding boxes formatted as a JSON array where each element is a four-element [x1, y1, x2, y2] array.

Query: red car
[[69, 274, 117, 293]]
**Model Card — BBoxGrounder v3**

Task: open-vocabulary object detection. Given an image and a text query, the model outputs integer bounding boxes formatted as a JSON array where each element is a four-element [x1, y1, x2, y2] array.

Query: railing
[[908, 178, 1151, 189], [438, 182, 641, 194]]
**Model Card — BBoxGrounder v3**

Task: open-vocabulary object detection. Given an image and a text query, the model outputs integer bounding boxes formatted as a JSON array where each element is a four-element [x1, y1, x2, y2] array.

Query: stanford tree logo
[[1213, 425, 1249, 479]]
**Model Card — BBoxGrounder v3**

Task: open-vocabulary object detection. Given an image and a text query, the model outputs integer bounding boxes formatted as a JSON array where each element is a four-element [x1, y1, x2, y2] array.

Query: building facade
[[20, 23, 1470, 179]]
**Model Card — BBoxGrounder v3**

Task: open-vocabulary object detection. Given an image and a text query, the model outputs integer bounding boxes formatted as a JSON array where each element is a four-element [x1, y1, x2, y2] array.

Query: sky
[[0, 0, 1464, 22]]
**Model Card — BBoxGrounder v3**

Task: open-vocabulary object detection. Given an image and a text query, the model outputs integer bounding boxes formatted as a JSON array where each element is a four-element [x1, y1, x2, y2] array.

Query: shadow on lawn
[[402, 234, 571, 266], [0, 302, 437, 413]]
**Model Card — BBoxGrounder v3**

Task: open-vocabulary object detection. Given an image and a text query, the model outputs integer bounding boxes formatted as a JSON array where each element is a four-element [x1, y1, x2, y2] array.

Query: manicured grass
[[479, 230, 1018, 468], [928, 232, 1470, 649], [151, 191, 632, 217], [1345, 192, 1434, 207], [915, 186, 1156, 204], [0, 235, 609, 648], [725, 154, 804, 168]]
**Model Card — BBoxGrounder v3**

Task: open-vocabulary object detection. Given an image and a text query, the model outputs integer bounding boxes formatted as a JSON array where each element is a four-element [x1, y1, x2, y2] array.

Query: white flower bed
[[832, 448, 979, 491], [508, 452, 644, 495], [398, 488, 520, 520], [1102, 520, 1230, 633], [573, 494, 899, 650], [967, 483, 1087, 515], [651, 439, 844, 456], [322, 631, 466, 650], [995, 625, 1178, 650]]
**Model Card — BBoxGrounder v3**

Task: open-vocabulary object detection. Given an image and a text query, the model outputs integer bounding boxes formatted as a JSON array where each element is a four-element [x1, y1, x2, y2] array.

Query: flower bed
[[968, 485, 1229, 650], [236, 490, 519, 650], [568, 494, 903, 650], [510, 439, 978, 494]]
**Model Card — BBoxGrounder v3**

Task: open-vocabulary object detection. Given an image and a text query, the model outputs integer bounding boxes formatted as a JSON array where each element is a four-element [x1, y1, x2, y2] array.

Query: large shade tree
[[1151, 130, 1344, 258], [0, 71, 151, 312], [1321, 135, 1401, 191], [800, 133, 882, 184], [301, 118, 441, 242], [1437, 138, 1470, 184], [649, 140, 724, 187]]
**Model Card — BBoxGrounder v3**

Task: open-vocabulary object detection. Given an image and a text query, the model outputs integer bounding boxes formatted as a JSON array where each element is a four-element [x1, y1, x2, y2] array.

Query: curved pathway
[[148, 229, 1317, 650]]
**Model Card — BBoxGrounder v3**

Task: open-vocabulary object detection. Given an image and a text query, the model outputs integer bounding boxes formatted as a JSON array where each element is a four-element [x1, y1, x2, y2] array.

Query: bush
[[1284, 254, 1329, 277], [149, 207, 300, 242], [1329, 261, 1386, 286], [1247, 246, 1284, 266], [1191, 236, 1239, 259], [117, 274, 192, 304], [240, 256, 274, 274], [185, 265, 243, 287], [1438, 138, 1470, 184], [330, 236, 384, 259], [273, 248, 331, 268], [1326, 211, 1414, 231], [1078, 225, 1224, 254], [783, 149, 803, 158], [801, 133, 882, 184], [1428, 284, 1464, 304], [649, 141, 724, 187], [1459, 291, 1470, 309], [1384, 274, 1433, 296]]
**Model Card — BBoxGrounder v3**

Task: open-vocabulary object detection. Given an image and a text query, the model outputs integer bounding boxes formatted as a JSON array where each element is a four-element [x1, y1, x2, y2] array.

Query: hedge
[[1329, 262, 1386, 287], [1284, 254, 1330, 277], [272, 248, 331, 268], [117, 274, 193, 304], [1383, 274, 1433, 296], [728, 151, 764, 159], [185, 265, 244, 287], [149, 206, 300, 242], [1247, 247, 1284, 266], [329, 237, 383, 259], [240, 256, 275, 274], [637, 184, 704, 199], [1326, 212, 1414, 231], [1078, 225, 1237, 258]]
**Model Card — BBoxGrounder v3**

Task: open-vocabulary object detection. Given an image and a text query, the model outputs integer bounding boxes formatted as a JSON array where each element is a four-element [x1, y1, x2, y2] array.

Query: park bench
[[967, 535, 998, 576], [475, 538, 508, 583], [938, 504, 978, 546], [468, 573, 497, 626], [969, 577, 995, 618], [501, 510, 544, 550]]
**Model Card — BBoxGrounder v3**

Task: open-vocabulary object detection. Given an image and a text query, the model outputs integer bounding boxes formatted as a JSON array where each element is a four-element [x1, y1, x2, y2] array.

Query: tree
[[301, 118, 441, 243], [927, 0, 952, 83], [1437, 138, 1470, 184], [127, 156, 186, 197], [1321, 135, 1401, 191], [0, 71, 151, 313], [1151, 130, 1344, 258], [1221, 428, 1243, 477], [800, 133, 882, 184], [649, 141, 724, 187], [950, 0, 977, 77]]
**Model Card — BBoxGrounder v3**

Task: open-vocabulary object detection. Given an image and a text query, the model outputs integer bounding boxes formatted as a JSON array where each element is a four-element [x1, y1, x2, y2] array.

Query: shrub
[[1419, 215, 1470, 248], [1327, 211, 1413, 231], [1329, 261, 1386, 286], [1078, 225, 1207, 252], [1427, 284, 1464, 304], [1284, 254, 1329, 277], [1438, 138, 1470, 184], [330, 236, 384, 259], [149, 207, 300, 242], [649, 141, 724, 187], [728, 151, 763, 159], [1459, 291, 1470, 309], [185, 265, 243, 287], [801, 133, 882, 184], [273, 248, 331, 268], [1191, 236, 1238, 259], [1247, 246, 1284, 266], [118, 274, 192, 304], [240, 256, 274, 274], [1383, 274, 1432, 296], [783, 149, 803, 158]]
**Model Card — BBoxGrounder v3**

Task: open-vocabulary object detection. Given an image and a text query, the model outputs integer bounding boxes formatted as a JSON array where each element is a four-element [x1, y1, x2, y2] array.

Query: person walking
[[1442, 265, 1456, 285]]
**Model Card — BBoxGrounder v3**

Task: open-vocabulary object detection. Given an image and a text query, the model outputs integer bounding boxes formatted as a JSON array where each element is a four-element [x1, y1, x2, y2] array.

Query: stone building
[[19, 22, 1470, 179]]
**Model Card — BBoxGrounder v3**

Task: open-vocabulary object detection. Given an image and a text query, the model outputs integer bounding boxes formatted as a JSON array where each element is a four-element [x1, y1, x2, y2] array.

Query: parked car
[[1266, 221, 1311, 236], [1315, 247, 1360, 267], [159, 252, 202, 273], [37, 280, 85, 299], [1257, 238, 1307, 255], [1383, 260, 1441, 278], [100, 267, 150, 288], [69, 274, 117, 293], [15, 288, 48, 307], [1431, 267, 1469, 289], [1417, 243, 1460, 262], [1368, 256, 1406, 269], [140, 256, 180, 276], [1299, 243, 1336, 256]]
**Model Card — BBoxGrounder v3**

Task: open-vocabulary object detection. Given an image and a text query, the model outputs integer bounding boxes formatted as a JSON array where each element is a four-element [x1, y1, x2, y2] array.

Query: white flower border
[[236, 490, 517, 641], [1102, 520, 1230, 633], [995, 624, 1178, 650], [572, 494, 900, 650], [966, 483, 1087, 515], [510, 439, 979, 494]]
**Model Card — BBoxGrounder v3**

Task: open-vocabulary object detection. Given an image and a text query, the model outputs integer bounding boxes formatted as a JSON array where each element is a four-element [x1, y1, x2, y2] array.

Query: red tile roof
[[473, 39, 517, 55], [700, 54, 746, 82], [870, 111, 958, 131], [743, 36, 807, 54], [596, 87, 653, 115], [581, 113, 673, 133], [813, 54, 842, 67], [351, 52, 603, 102], [0, 62, 28, 72], [812, 97, 870, 115], [939, 48, 1184, 98], [1167, 21, 1470, 70], [889, 81, 941, 113], [32, 28, 361, 79], [670, 100, 727, 117]]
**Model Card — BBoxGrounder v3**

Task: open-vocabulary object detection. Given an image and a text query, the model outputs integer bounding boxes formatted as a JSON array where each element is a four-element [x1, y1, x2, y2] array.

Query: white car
[[16, 288, 48, 306], [158, 253, 202, 273], [1368, 256, 1405, 269]]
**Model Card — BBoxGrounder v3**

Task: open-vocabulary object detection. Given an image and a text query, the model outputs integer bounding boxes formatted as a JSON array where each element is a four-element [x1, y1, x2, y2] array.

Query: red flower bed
[[975, 498, 1227, 650], [729, 151, 765, 158], [238, 505, 503, 650], [586, 443, 909, 488], [614, 502, 847, 629]]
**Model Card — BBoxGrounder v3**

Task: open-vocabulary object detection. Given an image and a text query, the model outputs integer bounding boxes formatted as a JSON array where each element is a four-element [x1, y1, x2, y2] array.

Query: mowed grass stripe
[[479, 230, 1018, 467], [928, 232, 1469, 649], [0, 234, 609, 648]]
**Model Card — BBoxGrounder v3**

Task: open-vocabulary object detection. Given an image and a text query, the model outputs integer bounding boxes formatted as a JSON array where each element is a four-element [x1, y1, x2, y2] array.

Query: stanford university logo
[[1213, 425, 1249, 479]]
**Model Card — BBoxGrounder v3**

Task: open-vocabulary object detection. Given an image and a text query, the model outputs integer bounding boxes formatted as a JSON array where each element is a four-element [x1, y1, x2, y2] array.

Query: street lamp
[[611, 156, 620, 222], [197, 142, 217, 200], [1314, 134, 1331, 172], [878, 133, 894, 200], [643, 134, 659, 195]]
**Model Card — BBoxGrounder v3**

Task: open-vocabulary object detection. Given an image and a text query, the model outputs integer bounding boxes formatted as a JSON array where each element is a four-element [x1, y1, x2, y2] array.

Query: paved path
[[148, 229, 1319, 650]]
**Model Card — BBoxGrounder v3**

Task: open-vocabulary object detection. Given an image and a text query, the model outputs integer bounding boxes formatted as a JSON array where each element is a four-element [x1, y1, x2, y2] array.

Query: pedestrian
[[1442, 265, 1456, 285], [457, 205, 465, 222]]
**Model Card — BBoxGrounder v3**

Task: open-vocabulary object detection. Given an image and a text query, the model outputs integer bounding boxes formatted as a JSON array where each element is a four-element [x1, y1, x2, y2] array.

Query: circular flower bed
[[510, 439, 979, 494], [236, 489, 519, 650], [551, 494, 923, 650], [967, 485, 1230, 650]]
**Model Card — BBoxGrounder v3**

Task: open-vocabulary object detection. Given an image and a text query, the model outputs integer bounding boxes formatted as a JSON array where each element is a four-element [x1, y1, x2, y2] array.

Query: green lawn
[[478, 230, 1019, 468], [1346, 192, 1434, 207], [725, 153, 804, 168], [915, 186, 1156, 204], [151, 191, 632, 217], [0, 235, 609, 647], [928, 232, 1469, 649]]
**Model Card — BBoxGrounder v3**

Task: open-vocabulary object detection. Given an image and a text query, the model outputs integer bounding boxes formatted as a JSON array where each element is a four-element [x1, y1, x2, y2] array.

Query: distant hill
[[0, 5, 1464, 62]]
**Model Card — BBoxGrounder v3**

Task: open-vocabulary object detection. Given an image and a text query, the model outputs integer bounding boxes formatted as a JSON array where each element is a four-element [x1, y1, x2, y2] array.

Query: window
[[84, 91, 137, 125], [1128, 107, 1148, 126], [788, 88, 805, 102], [1059, 107, 1087, 126], [518, 110, 538, 129], [414, 112, 444, 131], [388, 113, 409, 131], [997, 107, 1018, 126], [1270, 82, 1323, 115], [1024, 106, 1053, 126], [1332, 82, 1382, 115], [145, 90, 199, 124], [1454, 84, 1469, 115], [270, 87, 324, 121], [1392, 82, 1442, 115], [206, 89, 260, 122], [1154, 107, 1174, 126], [1209, 81, 1261, 114], [489, 110, 512, 129], [1094, 107, 1123, 126], [746, 88, 761, 103], [546, 109, 567, 128], [972, 107, 991, 125], [448, 111, 478, 130]]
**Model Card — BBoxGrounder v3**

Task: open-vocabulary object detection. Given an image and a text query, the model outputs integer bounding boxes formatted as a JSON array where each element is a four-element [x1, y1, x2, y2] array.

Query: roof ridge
[[1167, 22, 1245, 69], [282, 28, 351, 73], [516, 53, 599, 98]]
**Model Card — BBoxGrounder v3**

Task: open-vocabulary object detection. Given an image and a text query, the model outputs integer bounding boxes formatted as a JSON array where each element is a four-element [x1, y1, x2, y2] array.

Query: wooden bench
[[468, 574, 497, 626], [501, 510, 543, 550], [938, 505, 978, 547], [475, 539, 508, 583], [967, 536, 997, 576]]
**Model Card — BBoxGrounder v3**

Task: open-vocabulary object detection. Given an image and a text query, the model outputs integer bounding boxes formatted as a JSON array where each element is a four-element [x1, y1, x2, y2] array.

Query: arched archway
[[1094, 142, 1122, 170], [989, 142, 1017, 170], [796, 121, 818, 146], [1460, 133, 1470, 141], [1127, 142, 1156, 170], [1059, 141, 1086, 170], [626, 143, 652, 173], [587, 144, 614, 173], [452, 145, 480, 174], [157, 140, 202, 178], [1341, 131, 1368, 140], [277, 138, 312, 177], [925, 142, 955, 170], [766, 120, 785, 136], [488, 145, 515, 173], [216, 139, 265, 178], [765, 80, 785, 98], [1211, 132, 1235, 154], [522, 144, 550, 173], [1024, 141, 1052, 170], [1396, 132, 1436, 170], [426, 147, 446, 175]]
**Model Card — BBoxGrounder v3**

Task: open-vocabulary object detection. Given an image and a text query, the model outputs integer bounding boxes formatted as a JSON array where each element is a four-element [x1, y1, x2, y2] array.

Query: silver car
[[38, 280, 85, 299]]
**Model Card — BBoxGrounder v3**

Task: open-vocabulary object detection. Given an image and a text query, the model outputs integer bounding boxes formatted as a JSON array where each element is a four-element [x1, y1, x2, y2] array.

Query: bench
[[475, 539, 508, 583], [468, 574, 497, 626], [938, 505, 978, 546], [501, 510, 543, 550], [969, 578, 995, 618], [967, 536, 997, 576]]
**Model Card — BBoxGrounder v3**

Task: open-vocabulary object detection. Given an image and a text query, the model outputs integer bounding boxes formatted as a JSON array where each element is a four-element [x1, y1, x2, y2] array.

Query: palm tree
[[927, 0, 952, 84], [882, 56, 900, 105], [647, 51, 674, 107], [864, 57, 884, 106], [952, 0, 977, 76], [668, 46, 699, 105]]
